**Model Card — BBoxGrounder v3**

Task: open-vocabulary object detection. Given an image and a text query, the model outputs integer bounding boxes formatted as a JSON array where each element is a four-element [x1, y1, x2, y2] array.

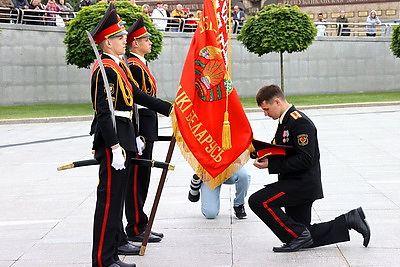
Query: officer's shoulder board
[[290, 110, 302, 120]]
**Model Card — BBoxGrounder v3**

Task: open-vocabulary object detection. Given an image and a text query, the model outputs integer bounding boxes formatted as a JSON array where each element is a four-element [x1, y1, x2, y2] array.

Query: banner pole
[[228, 0, 232, 77], [222, 0, 233, 150], [139, 136, 176, 256]]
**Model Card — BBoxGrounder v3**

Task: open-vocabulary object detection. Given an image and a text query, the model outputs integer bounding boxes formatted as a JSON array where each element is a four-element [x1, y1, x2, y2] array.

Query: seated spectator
[[336, 10, 349, 36], [44, 0, 60, 26], [171, 3, 187, 32], [13, 0, 29, 23], [57, 0, 72, 12], [78, 0, 93, 10], [142, 3, 151, 16], [316, 12, 327, 36], [195, 10, 202, 19], [231, 5, 245, 33], [183, 13, 197, 32], [26, 0, 44, 25], [151, 2, 167, 31], [366, 10, 380, 37], [163, 3, 172, 31], [13, 0, 29, 9]]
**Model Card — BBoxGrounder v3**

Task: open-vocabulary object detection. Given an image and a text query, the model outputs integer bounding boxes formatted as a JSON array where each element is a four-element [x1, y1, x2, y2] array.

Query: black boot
[[273, 229, 313, 252], [344, 207, 371, 247], [188, 174, 202, 202]]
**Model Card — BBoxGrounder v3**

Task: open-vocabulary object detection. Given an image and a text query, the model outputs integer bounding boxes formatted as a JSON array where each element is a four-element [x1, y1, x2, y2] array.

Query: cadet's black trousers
[[92, 148, 135, 266], [124, 140, 154, 237], [249, 185, 350, 247]]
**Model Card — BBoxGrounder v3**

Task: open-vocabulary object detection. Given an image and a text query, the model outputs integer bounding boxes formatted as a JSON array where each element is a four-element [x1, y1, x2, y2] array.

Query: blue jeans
[[200, 168, 251, 219]]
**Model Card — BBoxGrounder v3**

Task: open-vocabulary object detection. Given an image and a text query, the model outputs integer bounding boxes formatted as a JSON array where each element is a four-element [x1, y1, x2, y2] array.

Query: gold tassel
[[222, 111, 232, 150]]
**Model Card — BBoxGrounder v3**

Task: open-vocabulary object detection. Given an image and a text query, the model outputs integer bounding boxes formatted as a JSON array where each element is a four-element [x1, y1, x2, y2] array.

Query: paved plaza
[[0, 104, 400, 267]]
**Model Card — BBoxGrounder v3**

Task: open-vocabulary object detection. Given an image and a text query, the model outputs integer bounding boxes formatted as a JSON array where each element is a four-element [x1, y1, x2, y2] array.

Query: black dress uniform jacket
[[249, 105, 351, 248], [90, 54, 171, 152], [123, 53, 162, 238], [90, 54, 171, 266], [127, 53, 158, 142], [268, 105, 324, 201]]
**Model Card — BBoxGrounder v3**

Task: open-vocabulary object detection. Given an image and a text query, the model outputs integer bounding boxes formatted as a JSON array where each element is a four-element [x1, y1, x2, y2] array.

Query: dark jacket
[[90, 54, 171, 152], [268, 105, 324, 200], [127, 53, 159, 141], [13, 0, 28, 8], [78, 0, 93, 10]]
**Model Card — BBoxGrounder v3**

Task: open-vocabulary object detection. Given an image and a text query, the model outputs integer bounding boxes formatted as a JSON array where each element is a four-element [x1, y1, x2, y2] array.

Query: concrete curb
[[244, 101, 400, 113], [1, 101, 399, 125]]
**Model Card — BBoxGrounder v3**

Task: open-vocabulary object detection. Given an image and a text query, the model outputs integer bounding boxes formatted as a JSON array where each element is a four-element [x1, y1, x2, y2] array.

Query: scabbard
[[57, 159, 98, 171], [57, 158, 174, 171], [157, 136, 173, 142], [131, 158, 175, 170]]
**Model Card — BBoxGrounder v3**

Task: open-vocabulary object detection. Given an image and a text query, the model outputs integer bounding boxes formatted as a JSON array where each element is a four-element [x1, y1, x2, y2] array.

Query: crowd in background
[[0, 0, 246, 33], [2, 0, 386, 37], [315, 9, 384, 37], [0, 0, 74, 25]]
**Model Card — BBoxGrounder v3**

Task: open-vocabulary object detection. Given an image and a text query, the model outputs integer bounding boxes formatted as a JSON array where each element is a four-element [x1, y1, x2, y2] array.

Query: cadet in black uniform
[[89, 6, 171, 266], [249, 84, 371, 252], [123, 16, 164, 243]]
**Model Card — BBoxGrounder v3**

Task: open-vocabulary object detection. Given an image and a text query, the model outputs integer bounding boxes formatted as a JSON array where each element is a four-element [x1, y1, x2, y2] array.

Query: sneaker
[[234, 204, 247, 219]]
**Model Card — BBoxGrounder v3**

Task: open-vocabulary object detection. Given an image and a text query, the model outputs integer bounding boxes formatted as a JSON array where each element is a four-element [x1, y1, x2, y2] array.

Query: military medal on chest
[[282, 130, 289, 143]]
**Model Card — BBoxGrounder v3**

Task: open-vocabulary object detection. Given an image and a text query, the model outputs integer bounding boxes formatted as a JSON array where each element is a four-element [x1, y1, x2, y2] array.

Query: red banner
[[172, 0, 253, 189]]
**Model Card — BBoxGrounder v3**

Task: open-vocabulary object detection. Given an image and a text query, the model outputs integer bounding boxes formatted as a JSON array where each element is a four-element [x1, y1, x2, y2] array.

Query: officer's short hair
[[256, 84, 285, 106]]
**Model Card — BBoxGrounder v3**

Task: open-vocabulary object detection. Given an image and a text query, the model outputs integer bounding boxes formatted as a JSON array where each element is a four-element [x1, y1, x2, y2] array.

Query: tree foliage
[[237, 4, 316, 56], [64, 2, 163, 69], [390, 25, 400, 58]]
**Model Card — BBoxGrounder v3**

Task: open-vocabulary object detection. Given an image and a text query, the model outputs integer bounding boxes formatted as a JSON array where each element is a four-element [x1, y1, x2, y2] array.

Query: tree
[[237, 4, 316, 91], [390, 25, 400, 58], [64, 2, 163, 69]]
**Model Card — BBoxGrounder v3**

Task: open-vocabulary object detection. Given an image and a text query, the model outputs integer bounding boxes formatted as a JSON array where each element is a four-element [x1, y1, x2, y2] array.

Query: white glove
[[136, 136, 145, 156], [111, 146, 125, 170]]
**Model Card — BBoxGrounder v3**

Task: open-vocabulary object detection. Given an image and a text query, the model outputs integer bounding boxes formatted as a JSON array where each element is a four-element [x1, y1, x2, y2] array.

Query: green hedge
[[64, 2, 163, 69]]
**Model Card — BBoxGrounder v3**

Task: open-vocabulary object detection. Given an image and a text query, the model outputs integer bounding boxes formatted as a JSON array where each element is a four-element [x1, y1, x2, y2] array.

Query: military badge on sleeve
[[297, 134, 308, 146]]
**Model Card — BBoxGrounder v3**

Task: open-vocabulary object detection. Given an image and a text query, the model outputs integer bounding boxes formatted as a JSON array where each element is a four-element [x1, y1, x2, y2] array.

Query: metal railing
[[148, 18, 396, 36], [149, 16, 244, 34], [0, 7, 76, 26], [315, 22, 398, 37], [0, 7, 20, 24], [150, 17, 197, 32], [1, 9, 397, 37]]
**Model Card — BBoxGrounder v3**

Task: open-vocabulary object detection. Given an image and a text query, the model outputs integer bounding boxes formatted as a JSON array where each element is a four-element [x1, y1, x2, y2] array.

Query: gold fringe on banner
[[172, 109, 251, 190]]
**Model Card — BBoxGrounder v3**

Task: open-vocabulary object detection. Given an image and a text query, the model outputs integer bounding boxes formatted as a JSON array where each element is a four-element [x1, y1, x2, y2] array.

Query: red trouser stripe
[[262, 191, 298, 239], [97, 148, 112, 267], [132, 153, 140, 235]]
